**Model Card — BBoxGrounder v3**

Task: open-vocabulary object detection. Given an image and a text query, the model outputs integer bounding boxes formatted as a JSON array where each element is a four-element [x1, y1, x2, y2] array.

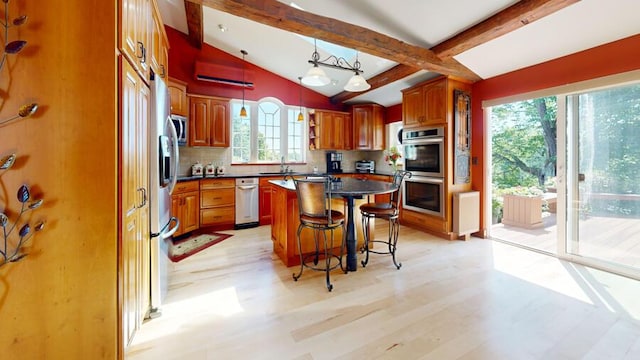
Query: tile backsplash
[[177, 146, 393, 176]]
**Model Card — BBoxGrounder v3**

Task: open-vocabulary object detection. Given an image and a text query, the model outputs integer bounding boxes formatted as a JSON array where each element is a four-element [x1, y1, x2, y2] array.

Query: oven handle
[[403, 137, 444, 145], [406, 176, 444, 184]]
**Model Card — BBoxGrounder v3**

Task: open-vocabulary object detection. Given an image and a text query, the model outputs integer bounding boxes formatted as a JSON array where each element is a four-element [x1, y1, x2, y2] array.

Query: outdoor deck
[[491, 212, 640, 270]]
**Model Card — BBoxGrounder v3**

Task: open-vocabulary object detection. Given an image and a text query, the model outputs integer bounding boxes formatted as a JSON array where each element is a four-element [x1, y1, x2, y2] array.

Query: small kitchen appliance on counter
[[326, 151, 343, 173], [355, 160, 375, 173]]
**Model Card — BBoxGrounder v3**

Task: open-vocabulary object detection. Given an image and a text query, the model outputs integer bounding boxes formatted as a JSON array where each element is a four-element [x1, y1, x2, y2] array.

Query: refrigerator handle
[[166, 115, 180, 195], [152, 216, 180, 239]]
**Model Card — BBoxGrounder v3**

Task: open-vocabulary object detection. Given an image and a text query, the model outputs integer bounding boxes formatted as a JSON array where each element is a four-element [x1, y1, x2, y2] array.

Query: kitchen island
[[269, 179, 374, 267]]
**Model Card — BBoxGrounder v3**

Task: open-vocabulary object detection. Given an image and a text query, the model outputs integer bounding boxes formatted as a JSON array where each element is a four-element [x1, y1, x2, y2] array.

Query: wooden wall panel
[[0, 0, 118, 358]]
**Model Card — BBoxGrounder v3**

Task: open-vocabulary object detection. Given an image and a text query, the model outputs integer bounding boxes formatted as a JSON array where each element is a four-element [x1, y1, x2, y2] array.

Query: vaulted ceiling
[[158, 0, 640, 106]]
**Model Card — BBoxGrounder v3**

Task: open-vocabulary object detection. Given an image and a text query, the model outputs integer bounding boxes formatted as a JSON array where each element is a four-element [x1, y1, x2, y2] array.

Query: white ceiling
[[158, 0, 640, 107]]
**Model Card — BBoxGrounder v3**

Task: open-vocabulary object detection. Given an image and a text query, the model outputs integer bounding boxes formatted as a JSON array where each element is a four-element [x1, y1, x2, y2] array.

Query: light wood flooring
[[127, 224, 640, 359]]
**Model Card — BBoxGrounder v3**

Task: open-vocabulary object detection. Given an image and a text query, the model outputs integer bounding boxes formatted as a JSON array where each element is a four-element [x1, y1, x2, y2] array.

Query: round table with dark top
[[329, 178, 397, 271]]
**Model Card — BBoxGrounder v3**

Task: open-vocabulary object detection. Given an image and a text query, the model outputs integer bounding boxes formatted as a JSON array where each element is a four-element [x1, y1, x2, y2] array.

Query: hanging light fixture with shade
[[301, 39, 371, 92], [343, 52, 371, 92], [297, 77, 304, 121], [239, 49, 248, 118]]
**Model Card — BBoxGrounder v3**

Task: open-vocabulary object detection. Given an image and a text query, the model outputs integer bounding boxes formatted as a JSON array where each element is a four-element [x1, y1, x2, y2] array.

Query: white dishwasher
[[235, 178, 259, 229]]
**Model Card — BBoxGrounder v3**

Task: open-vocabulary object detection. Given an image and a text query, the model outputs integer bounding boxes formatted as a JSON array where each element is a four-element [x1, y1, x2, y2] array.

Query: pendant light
[[343, 52, 371, 92], [301, 39, 330, 87], [301, 40, 370, 92], [239, 50, 248, 118], [297, 77, 304, 121]]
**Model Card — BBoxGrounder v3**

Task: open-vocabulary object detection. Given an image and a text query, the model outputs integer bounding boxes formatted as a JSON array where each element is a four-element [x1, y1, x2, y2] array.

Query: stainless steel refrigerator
[[149, 73, 180, 317]]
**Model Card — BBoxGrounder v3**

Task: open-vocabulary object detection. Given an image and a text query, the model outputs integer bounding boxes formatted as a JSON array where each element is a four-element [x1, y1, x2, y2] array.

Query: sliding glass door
[[565, 83, 640, 275]]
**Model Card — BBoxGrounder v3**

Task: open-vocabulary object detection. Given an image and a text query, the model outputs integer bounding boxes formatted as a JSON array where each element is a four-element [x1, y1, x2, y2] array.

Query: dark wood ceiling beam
[[432, 0, 580, 58], [184, 0, 204, 49], [330, 64, 419, 104], [332, 0, 580, 103], [191, 0, 481, 81]]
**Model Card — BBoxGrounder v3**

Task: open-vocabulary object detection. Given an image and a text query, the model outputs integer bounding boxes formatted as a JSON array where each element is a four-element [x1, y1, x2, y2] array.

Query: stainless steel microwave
[[170, 114, 187, 146]]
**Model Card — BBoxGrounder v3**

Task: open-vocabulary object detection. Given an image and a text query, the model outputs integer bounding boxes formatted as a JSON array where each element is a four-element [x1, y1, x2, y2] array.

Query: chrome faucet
[[280, 156, 286, 173]]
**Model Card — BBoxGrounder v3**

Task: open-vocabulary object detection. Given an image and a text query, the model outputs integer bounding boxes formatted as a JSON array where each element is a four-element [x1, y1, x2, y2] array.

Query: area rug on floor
[[168, 232, 232, 262]]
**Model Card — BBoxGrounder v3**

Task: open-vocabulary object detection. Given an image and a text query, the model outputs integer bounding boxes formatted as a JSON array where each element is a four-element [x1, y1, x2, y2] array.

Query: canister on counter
[[191, 162, 203, 177], [204, 163, 215, 177]]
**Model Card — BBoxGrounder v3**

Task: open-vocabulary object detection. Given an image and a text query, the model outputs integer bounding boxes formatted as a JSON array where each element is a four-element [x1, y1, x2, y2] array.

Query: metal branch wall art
[[0, 2, 45, 267], [0, 0, 38, 127], [0, 0, 27, 72], [0, 154, 45, 267]]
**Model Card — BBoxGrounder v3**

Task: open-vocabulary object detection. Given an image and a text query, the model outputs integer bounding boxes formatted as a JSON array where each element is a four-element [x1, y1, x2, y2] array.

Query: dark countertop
[[268, 177, 397, 196], [177, 171, 394, 182]]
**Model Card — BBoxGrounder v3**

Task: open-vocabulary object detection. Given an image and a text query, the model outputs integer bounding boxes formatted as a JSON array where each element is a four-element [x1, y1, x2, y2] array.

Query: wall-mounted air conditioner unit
[[194, 61, 254, 88]]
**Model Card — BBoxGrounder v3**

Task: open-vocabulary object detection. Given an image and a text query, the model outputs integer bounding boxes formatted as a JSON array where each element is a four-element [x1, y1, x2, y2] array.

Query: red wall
[[165, 26, 343, 111], [470, 33, 640, 234], [385, 103, 402, 124]]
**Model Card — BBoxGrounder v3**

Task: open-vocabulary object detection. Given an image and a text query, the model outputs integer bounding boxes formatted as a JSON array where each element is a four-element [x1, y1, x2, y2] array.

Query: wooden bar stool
[[292, 175, 346, 291], [360, 170, 412, 269]]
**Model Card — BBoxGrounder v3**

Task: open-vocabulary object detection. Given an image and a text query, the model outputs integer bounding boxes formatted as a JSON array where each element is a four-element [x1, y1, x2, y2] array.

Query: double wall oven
[[402, 126, 445, 217]]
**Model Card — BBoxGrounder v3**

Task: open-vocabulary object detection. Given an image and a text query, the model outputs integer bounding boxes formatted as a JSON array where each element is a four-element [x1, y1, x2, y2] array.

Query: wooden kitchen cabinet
[[343, 112, 353, 150], [171, 180, 200, 237], [401, 76, 447, 128], [259, 177, 281, 226], [200, 178, 235, 226], [120, 57, 150, 346], [309, 109, 350, 150], [352, 104, 385, 150], [399, 76, 474, 240], [149, 0, 168, 79], [168, 77, 188, 116], [189, 95, 230, 147], [402, 86, 424, 127], [120, 0, 151, 80]]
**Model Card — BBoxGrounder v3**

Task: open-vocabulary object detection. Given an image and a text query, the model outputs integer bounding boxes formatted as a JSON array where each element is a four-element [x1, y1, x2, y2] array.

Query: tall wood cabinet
[[119, 0, 168, 350], [189, 95, 230, 147], [308, 110, 351, 150], [352, 103, 385, 150], [399, 76, 473, 240], [120, 58, 150, 347]]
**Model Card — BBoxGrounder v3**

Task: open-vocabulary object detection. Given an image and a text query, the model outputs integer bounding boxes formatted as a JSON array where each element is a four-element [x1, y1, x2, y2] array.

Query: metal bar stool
[[360, 170, 412, 269], [292, 175, 346, 291]]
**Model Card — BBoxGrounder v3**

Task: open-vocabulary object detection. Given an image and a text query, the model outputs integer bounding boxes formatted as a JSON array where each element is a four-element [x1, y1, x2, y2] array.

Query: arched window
[[231, 97, 305, 164]]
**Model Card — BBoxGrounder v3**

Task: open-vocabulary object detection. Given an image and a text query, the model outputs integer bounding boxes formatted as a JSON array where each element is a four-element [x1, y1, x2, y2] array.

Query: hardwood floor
[[127, 224, 640, 359]]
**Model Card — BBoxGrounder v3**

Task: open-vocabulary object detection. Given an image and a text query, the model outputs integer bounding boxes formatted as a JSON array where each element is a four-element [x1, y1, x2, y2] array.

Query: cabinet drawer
[[200, 206, 235, 225], [200, 188, 235, 207], [173, 180, 199, 194], [200, 178, 235, 189]]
